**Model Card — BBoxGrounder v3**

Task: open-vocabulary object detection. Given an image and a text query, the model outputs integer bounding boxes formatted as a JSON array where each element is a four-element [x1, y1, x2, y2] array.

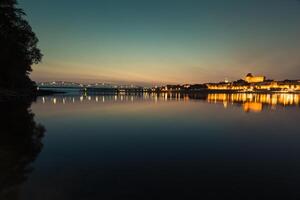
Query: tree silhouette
[[0, 0, 42, 92], [0, 98, 45, 199]]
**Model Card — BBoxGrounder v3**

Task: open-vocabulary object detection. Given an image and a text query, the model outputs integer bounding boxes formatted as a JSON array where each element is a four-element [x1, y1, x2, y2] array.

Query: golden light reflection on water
[[207, 93, 300, 112], [243, 102, 263, 113], [37, 93, 300, 113]]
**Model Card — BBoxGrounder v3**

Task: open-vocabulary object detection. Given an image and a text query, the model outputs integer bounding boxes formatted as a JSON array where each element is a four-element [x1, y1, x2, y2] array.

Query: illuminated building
[[207, 73, 300, 92], [244, 73, 265, 83]]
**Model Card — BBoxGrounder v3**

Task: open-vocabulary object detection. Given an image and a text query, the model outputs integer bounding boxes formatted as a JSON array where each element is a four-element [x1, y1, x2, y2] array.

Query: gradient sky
[[19, 0, 300, 85]]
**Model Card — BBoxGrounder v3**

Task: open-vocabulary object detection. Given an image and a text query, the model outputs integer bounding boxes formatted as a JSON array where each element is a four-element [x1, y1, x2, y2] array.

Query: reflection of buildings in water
[[38, 93, 300, 113], [243, 102, 263, 112], [38, 93, 193, 105], [207, 93, 300, 112]]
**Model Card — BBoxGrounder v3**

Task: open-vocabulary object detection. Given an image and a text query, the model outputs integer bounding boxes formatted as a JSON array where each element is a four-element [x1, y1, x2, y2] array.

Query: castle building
[[244, 73, 265, 83], [206, 73, 300, 92]]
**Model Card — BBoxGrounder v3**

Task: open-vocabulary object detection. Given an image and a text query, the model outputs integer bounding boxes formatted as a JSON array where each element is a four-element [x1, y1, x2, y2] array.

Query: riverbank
[[151, 90, 300, 95], [0, 88, 65, 102]]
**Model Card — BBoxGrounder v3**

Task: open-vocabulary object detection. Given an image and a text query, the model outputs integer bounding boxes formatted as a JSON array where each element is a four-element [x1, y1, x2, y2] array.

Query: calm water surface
[[3, 93, 300, 199]]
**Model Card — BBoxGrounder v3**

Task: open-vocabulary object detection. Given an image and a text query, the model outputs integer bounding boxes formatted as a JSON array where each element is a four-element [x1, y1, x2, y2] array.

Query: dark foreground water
[[1, 93, 300, 200]]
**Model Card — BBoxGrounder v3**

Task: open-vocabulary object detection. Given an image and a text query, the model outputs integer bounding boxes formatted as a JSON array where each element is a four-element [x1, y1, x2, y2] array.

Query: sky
[[19, 0, 300, 85]]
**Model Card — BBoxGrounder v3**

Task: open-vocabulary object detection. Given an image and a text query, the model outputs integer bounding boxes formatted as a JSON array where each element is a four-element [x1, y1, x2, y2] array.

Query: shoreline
[[0, 89, 65, 102], [1, 88, 299, 102]]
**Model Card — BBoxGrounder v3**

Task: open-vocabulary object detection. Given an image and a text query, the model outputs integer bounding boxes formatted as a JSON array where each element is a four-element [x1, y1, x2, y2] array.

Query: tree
[[0, 0, 42, 91]]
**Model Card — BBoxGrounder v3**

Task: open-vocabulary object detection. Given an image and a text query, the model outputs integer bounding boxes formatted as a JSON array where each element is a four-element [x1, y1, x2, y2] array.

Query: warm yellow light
[[207, 93, 300, 112], [243, 102, 263, 112]]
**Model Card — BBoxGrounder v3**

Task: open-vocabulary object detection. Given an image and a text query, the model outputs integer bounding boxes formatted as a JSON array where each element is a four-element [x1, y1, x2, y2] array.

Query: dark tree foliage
[[0, 0, 42, 91]]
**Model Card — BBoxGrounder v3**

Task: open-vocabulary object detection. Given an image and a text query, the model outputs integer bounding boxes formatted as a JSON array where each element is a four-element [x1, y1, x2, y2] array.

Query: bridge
[[38, 86, 146, 94]]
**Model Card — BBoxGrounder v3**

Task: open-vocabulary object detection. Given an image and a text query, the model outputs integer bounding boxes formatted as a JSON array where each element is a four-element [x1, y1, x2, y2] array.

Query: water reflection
[[0, 99, 45, 200], [207, 93, 300, 112], [37, 93, 300, 112], [29, 92, 300, 199]]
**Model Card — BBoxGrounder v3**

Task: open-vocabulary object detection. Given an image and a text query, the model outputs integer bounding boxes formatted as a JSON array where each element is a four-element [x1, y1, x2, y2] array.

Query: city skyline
[[19, 0, 300, 85]]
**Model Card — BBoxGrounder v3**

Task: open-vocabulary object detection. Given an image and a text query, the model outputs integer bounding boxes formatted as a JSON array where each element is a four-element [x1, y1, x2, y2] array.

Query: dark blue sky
[[19, 0, 300, 84]]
